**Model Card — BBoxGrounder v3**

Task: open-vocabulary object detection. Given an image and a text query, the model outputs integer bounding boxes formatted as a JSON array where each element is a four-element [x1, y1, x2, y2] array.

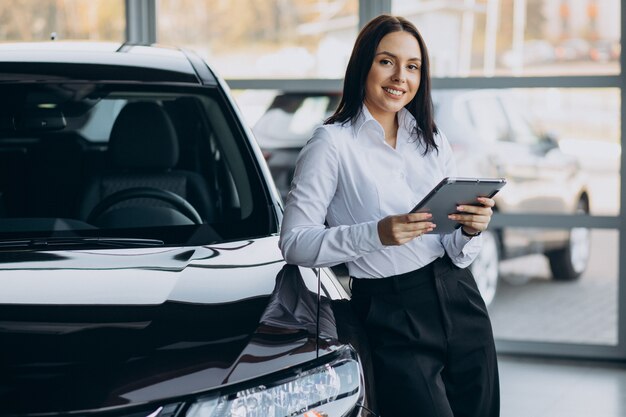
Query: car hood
[[0, 236, 336, 415]]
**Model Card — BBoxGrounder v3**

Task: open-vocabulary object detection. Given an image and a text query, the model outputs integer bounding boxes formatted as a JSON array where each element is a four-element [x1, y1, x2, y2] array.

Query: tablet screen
[[410, 177, 506, 234]]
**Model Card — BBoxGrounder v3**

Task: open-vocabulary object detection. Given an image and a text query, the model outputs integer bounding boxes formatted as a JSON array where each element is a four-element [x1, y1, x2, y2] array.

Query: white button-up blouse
[[279, 105, 482, 279]]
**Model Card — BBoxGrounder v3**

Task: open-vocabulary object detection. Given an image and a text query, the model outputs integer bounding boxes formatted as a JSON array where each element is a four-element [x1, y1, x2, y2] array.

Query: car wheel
[[547, 198, 590, 281], [470, 230, 500, 306]]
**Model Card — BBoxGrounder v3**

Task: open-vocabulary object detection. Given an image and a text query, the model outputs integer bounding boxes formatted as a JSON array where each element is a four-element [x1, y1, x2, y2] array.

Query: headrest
[[108, 102, 179, 170]]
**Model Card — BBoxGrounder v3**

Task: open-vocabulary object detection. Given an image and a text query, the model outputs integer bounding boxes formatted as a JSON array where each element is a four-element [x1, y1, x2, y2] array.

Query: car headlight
[[185, 347, 362, 417]]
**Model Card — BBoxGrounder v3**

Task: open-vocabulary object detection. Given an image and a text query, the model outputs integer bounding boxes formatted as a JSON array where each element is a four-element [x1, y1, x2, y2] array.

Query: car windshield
[[0, 83, 275, 248]]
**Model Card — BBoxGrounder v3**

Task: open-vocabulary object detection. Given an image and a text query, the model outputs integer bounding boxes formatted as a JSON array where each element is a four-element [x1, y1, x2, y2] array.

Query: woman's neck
[[367, 107, 399, 149]]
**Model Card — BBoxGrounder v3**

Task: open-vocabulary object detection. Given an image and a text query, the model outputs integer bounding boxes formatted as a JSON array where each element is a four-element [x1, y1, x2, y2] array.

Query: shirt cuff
[[350, 220, 385, 254], [454, 227, 481, 248]]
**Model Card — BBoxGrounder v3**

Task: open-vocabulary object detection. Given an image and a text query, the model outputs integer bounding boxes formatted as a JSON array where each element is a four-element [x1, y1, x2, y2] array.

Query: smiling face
[[363, 30, 422, 125]]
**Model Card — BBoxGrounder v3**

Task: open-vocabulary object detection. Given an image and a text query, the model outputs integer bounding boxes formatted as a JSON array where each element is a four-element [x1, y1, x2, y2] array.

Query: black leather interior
[[79, 101, 214, 226]]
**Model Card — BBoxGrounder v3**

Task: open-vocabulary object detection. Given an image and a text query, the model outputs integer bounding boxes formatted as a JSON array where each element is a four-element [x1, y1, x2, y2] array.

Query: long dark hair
[[325, 14, 438, 154]]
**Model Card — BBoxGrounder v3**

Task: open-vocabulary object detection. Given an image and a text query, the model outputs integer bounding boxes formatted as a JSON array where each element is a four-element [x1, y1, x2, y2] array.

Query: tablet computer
[[410, 177, 506, 234]]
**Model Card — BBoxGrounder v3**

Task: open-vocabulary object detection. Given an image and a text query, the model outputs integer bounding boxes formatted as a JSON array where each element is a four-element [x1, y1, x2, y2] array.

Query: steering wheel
[[87, 187, 203, 225]]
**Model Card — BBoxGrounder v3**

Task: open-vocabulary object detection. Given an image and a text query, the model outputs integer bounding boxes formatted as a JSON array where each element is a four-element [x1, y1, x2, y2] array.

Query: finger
[[405, 212, 433, 223], [397, 222, 437, 236], [477, 197, 496, 207], [451, 216, 490, 229], [449, 213, 490, 222], [455, 205, 493, 215], [394, 221, 436, 232], [455, 218, 489, 231], [394, 225, 435, 239]]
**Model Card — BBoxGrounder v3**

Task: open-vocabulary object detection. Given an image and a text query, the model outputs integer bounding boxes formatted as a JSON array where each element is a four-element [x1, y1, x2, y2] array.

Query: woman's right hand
[[377, 212, 436, 246]]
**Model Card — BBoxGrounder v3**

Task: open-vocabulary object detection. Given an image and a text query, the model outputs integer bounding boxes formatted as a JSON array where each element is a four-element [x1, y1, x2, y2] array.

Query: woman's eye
[[408, 64, 421, 71], [380, 59, 393, 66]]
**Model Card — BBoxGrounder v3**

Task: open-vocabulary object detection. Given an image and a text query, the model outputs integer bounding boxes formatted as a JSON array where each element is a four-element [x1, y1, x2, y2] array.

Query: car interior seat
[[79, 101, 214, 227]]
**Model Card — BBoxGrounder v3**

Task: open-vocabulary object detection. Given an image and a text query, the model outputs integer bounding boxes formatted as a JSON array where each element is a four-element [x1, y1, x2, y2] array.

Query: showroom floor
[[499, 355, 626, 417]]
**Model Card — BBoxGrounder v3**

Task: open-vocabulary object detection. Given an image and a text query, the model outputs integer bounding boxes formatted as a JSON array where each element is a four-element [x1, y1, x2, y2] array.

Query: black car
[[0, 42, 375, 417]]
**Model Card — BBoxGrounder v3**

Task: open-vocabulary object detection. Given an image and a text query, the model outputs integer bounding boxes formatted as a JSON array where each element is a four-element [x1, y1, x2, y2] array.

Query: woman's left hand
[[448, 197, 495, 236]]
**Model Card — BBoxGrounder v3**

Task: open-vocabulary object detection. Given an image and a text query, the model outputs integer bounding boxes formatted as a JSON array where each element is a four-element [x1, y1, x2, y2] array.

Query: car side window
[[466, 96, 509, 143], [78, 99, 126, 142]]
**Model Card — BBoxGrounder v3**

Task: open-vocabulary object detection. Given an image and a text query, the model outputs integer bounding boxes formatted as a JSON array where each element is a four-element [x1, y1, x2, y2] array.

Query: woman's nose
[[392, 68, 406, 83]]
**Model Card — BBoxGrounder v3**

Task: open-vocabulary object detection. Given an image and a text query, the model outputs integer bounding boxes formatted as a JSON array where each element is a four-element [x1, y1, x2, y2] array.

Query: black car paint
[[0, 237, 368, 414]]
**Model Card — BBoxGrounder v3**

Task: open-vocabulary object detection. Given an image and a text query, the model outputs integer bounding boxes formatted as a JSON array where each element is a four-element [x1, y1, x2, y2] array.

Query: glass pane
[[158, 0, 358, 79], [392, 0, 620, 77], [0, 0, 125, 42], [489, 228, 618, 345]]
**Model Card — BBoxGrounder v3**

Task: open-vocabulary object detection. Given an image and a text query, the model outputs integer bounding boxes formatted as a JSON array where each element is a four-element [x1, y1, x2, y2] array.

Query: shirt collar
[[352, 104, 418, 142], [352, 104, 379, 138]]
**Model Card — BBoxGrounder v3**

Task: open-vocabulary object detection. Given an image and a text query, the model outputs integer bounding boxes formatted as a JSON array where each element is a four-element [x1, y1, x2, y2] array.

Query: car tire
[[546, 198, 591, 281], [470, 230, 500, 306]]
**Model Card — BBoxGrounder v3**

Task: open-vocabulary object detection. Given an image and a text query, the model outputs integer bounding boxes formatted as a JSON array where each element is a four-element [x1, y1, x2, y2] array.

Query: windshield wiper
[[0, 237, 165, 249]]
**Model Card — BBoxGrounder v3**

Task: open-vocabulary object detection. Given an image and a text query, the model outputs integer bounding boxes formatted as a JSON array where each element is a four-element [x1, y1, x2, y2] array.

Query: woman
[[279, 14, 499, 417]]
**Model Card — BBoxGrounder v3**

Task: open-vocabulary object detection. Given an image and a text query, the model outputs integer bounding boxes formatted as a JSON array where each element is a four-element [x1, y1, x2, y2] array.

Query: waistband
[[350, 260, 435, 294]]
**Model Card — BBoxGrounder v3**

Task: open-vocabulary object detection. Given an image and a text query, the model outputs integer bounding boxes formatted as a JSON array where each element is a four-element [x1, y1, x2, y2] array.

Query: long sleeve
[[279, 128, 385, 268]]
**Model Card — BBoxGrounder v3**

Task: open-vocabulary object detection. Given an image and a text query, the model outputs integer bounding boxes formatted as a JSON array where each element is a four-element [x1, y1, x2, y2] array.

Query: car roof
[[0, 41, 217, 85]]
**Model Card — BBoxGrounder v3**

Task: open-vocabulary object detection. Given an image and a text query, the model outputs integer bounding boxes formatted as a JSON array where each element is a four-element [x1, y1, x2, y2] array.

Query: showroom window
[[157, 0, 359, 79], [0, 0, 125, 42], [392, 0, 620, 77]]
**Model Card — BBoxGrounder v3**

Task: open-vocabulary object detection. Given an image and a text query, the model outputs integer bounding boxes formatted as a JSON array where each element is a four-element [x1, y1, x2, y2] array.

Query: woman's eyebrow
[[375, 50, 422, 61]]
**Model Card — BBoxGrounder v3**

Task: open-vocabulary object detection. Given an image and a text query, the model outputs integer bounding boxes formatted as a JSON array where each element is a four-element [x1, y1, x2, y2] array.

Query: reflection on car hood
[[0, 236, 335, 415]]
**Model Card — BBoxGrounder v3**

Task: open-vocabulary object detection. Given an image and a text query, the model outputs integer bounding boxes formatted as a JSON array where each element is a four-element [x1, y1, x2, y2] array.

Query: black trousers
[[350, 256, 500, 417]]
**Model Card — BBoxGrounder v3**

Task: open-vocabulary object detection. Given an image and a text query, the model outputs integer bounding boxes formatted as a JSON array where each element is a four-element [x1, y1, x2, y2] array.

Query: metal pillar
[[125, 0, 157, 44]]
